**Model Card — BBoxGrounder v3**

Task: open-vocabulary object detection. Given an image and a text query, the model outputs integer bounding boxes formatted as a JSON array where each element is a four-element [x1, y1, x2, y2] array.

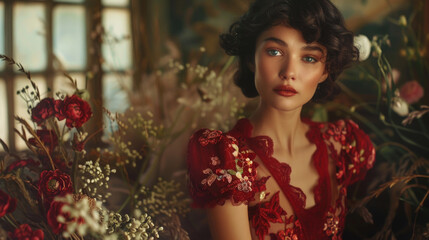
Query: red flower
[[47, 200, 84, 234], [31, 98, 56, 125], [0, 189, 17, 217], [54, 99, 65, 121], [60, 95, 92, 128], [38, 170, 73, 207], [6, 159, 38, 172], [28, 130, 58, 153], [72, 134, 85, 152], [400, 80, 424, 104], [9, 224, 44, 240], [46, 201, 67, 234]]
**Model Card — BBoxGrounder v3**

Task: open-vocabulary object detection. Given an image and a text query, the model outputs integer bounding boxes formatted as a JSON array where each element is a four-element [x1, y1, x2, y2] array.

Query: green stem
[[49, 118, 68, 166], [219, 56, 235, 77], [337, 81, 377, 115], [117, 194, 131, 213], [355, 66, 383, 112], [5, 214, 17, 228], [381, 119, 429, 140], [71, 152, 79, 193], [335, 104, 390, 142]]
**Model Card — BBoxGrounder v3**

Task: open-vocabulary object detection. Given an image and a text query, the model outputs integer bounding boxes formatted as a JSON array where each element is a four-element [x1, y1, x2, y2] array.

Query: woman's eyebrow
[[263, 37, 286, 46], [263, 37, 325, 53], [302, 45, 325, 54]]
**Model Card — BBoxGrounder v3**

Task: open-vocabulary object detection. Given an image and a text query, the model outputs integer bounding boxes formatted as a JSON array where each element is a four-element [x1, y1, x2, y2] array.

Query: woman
[[187, 0, 375, 239]]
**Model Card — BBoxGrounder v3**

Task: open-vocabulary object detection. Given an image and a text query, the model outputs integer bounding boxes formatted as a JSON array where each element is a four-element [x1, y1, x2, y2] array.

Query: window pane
[[102, 0, 129, 7], [55, 0, 84, 3], [103, 74, 131, 132], [13, 3, 47, 72], [53, 5, 86, 70], [0, 79, 8, 148], [0, 2, 4, 71], [102, 9, 132, 71], [14, 76, 47, 150], [53, 73, 85, 96]]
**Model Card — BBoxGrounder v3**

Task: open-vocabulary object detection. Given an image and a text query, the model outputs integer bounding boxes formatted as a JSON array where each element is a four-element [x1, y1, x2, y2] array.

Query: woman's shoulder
[[310, 118, 376, 185], [187, 123, 269, 208]]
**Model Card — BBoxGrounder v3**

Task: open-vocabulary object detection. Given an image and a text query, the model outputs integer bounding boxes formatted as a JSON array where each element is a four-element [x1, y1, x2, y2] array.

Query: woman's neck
[[249, 104, 308, 158]]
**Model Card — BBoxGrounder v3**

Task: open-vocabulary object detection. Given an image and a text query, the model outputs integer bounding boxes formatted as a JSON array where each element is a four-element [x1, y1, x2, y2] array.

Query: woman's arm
[[207, 200, 252, 240]]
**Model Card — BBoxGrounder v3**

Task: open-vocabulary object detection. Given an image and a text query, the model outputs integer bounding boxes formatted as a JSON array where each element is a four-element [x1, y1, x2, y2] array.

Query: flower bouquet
[[0, 54, 191, 240]]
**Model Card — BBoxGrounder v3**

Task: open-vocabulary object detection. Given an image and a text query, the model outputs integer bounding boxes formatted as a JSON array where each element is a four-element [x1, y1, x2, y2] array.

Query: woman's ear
[[319, 71, 329, 83], [247, 58, 255, 73]]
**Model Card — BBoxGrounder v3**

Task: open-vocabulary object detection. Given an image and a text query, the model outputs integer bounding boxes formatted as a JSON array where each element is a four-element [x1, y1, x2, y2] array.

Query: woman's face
[[253, 25, 328, 112]]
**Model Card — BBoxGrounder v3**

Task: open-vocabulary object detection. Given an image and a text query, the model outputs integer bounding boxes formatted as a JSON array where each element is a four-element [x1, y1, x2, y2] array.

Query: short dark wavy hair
[[219, 0, 358, 102]]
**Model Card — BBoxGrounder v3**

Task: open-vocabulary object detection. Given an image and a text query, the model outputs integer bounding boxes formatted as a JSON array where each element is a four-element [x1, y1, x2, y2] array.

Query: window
[[0, 0, 133, 151]]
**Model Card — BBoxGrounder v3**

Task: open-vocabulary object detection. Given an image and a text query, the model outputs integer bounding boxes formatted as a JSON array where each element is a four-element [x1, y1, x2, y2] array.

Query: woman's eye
[[303, 56, 317, 63], [267, 49, 281, 56]]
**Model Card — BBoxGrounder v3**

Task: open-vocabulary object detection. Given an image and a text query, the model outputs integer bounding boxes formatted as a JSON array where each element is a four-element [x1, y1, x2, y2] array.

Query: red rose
[[60, 95, 92, 128], [28, 130, 58, 153], [31, 98, 56, 125], [0, 189, 17, 217], [47, 200, 84, 234], [400, 80, 424, 104], [38, 170, 73, 207], [9, 224, 44, 240]]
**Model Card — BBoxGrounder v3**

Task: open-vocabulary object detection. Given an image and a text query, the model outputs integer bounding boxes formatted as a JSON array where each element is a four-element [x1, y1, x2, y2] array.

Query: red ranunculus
[[9, 224, 44, 240], [28, 130, 58, 153], [6, 159, 38, 172], [38, 170, 73, 207], [54, 99, 65, 121], [31, 98, 56, 125], [46, 201, 67, 234], [400, 80, 424, 104], [60, 95, 92, 128], [0, 189, 17, 217], [47, 200, 84, 234]]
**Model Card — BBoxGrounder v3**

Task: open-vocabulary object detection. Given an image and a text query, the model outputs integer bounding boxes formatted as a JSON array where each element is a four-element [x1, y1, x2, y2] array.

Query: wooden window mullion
[[5, 0, 15, 151]]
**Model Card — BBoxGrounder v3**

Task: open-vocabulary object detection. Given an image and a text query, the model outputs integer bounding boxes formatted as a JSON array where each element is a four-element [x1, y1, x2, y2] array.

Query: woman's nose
[[279, 56, 296, 81]]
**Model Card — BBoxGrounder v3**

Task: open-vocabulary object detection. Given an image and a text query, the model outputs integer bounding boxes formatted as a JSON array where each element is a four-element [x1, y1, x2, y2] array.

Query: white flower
[[354, 35, 371, 61], [391, 97, 409, 116]]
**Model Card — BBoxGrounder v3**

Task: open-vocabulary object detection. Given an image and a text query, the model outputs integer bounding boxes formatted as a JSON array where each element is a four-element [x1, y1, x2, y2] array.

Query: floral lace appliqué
[[249, 192, 287, 240], [198, 129, 222, 146], [323, 210, 340, 240], [270, 215, 303, 240]]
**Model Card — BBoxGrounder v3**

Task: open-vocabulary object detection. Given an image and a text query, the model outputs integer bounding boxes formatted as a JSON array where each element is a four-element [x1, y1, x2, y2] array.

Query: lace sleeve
[[324, 120, 376, 186], [187, 128, 268, 208]]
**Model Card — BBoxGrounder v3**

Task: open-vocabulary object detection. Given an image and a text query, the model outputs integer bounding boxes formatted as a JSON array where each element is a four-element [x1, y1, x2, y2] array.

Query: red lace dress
[[187, 118, 375, 240]]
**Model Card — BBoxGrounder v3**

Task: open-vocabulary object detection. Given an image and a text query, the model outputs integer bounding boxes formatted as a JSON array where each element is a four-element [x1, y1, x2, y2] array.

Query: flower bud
[[398, 15, 407, 26], [391, 97, 409, 116], [354, 35, 371, 61]]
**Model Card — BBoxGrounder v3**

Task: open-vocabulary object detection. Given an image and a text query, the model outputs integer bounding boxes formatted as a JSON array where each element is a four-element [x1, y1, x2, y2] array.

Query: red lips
[[273, 85, 297, 97]]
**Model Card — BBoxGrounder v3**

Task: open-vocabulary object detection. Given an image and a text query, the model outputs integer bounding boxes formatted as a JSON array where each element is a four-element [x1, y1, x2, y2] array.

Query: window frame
[[0, 0, 136, 151]]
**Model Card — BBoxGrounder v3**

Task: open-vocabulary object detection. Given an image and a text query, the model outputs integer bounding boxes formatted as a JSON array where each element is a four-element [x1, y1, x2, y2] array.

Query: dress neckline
[[229, 118, 332, 214]]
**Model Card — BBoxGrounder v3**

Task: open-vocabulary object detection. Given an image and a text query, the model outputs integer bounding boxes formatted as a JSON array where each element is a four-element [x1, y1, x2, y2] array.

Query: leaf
[[0, 138, 9, 153], [4, 174, 37, 208], [15, 116, 55, 170]]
